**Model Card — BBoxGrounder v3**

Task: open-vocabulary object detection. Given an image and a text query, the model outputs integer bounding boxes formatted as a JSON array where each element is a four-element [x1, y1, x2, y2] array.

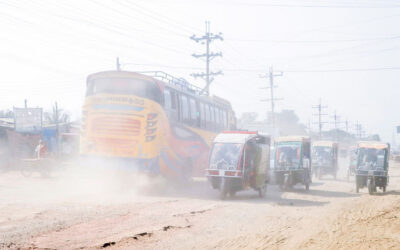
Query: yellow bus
[[80, 70, 235, 178]]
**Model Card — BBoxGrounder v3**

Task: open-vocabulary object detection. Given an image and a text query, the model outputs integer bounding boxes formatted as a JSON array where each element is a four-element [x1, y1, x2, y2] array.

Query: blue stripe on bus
[[93, 104, 144, 111], [160, 150, 180, 174]]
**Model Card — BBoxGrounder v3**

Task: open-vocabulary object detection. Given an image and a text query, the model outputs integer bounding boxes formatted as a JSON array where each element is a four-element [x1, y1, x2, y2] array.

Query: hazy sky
[[0, 0, 399, 143]]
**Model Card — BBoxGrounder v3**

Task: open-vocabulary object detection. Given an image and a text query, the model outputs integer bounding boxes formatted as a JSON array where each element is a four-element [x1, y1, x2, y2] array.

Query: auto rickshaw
[[355, 141, 390, 194], [312, 141, 338, 179], [205, 131, 270, 199], [274, 136, 311, 191], [346, 146, 357, 182]]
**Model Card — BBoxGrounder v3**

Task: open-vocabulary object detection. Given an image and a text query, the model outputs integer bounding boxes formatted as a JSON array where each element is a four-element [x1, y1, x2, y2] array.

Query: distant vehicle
[[347, 146, 358, 181], [355, 141, 390, 194], [205, 131, 270, 199], [274, 136, 312, 191], [312, 141, 338, 179], [80, 70, 236, 179], [339, 148, 348, 158]]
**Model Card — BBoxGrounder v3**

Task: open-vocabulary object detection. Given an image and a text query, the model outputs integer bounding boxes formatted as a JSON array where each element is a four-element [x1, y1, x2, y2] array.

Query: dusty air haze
[[0, 0, 399, 141], [1, 1, 400, 250]]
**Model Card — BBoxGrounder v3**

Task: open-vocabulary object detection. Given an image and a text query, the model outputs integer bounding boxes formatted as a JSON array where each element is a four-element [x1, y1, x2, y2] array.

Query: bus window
[[170, 90, 177, 110], [180, 95, 189, 124], [210, 105, 215, 131], [164, 89, 171, 109], [165, 88, 179, 121], [215, 107, 221, 130], [199, 102, 206, 129], [222, 110, 227, 129], [189, 98, 197, 126], [87, 78, 163, 104], [205, 103, 210, 129]]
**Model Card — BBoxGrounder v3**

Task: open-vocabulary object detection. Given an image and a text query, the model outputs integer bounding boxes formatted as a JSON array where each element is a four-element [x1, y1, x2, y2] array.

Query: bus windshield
[[210, 143, 242, 170], [275, 143, 302, 169], [358, 148, 386, 170], [86, 78, 162, 104]]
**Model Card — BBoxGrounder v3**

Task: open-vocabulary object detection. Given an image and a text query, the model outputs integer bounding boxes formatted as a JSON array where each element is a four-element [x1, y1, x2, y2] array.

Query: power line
[[190, 21, 223, 96], [225, 35, 400, 44], [150, 0, 400, 8]]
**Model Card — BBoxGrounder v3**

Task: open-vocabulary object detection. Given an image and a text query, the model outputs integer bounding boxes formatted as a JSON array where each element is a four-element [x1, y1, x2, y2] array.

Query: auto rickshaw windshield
[[312, 146, 333, 161], [210, 143, 242, 170], [358, 148, 386, 170], [275, 142, 302, 169]]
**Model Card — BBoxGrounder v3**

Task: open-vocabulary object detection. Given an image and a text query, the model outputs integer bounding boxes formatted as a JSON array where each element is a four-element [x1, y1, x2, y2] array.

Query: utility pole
[[55, 102, 59, 156], [355, 121, 362, 139], [190, 21, 223, 96], [312, 99, 328, 139], [331, 110, 343, 140], [24, 99, 27, 108], [260, 66, 283, 133], [116, 57, 121, 71], [331, 111, 340, 130]]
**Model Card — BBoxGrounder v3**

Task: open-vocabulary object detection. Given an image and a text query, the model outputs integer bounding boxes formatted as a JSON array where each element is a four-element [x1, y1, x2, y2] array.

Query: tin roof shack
[[0, 116, 72, 166], [0, 118, 15, 170]]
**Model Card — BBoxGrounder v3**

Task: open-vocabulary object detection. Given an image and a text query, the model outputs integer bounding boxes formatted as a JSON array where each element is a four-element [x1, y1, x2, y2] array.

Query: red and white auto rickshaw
[[205, 131, 270, 199]]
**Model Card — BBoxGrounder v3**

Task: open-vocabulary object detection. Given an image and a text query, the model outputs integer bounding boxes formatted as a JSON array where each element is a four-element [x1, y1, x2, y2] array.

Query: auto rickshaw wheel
[[367, 179, 374, 195], [21, 165, 33, 177], [284, 174, 292, 190], [317, 169, 322, 180], [258, 185, 266, 198], [220, 178, 229, 200]]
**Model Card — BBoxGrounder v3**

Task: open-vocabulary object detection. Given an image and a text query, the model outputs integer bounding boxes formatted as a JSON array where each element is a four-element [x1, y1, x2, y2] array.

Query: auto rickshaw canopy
[[358, 141, 389, 150], [312, 140, 338, 148], [274, 136, 310, 144], [214, 131, 268, 144]]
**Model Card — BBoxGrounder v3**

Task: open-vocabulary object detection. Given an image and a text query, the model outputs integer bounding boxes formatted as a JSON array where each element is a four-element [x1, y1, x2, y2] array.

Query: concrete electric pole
[[312, 99, 328, 139], [190, 21, 223, 96], [260, 66, 283, 133]]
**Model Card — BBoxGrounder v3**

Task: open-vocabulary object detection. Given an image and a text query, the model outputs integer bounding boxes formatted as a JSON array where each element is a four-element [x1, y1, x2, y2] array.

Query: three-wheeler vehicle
[[346, 146, 358, 182], [274, 136, 311, 191], [205, 131, 270, 199], [311, 141, 338, 179], [355, 141, 390, 194]]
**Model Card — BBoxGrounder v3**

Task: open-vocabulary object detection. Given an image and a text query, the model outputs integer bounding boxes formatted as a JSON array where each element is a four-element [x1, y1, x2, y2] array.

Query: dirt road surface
[[1, 160, 400, 249]]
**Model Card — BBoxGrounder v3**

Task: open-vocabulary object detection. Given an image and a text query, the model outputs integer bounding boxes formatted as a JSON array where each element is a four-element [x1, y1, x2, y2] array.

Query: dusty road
[[1, 160, 400, 249]]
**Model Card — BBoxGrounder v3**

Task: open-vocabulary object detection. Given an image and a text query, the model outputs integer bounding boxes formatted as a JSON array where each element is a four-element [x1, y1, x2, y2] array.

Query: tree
[[0, 109, 14, 118], [237, 112, 258, 127], [267, 109, 307, 136], [44, 103, 70, 124]]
